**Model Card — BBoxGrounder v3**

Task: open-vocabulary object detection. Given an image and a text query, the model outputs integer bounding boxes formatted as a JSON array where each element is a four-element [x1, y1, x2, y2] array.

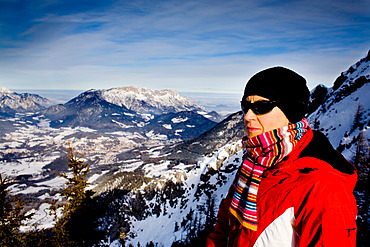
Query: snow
[[162, 124, 172, 129], [146, 146, 168, 158], [21, 202, 60, 232], [145, 130, 168, 140], [117, 162, 144, 172], [140, 113, 154, 121], [100, 86, 205, 114], [172, 162, 193, 170], [128, 211, 180, 246], [171, 117, 189, 123], [123, 112, 135, 117], [111, 119, 135, 128], [0, 155, 60, 177], [13, 185, 50, 194], [88, 173, 103, 183], [309, 82, 370, 148], [143, 161, 171, 177], [175, 129, 184, 135], [125, 141, 242, 246], [87, 170, 111, 189]]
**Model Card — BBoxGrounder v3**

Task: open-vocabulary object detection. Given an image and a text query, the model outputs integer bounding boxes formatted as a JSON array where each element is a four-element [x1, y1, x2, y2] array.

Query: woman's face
[[243, 95, 290, 138]]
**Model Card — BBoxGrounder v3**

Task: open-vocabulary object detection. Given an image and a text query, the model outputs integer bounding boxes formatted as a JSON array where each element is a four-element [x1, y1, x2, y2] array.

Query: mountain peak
[[100, 86, 206, 115], [0, 89, 51, 114], [0, 87, 13, 95], [308, 51, 370, 153]]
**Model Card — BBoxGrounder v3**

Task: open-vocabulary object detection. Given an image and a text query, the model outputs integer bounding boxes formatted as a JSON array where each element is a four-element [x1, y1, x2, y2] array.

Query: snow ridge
[[308, 51, 370, 157], [100, 86, 205, 115]]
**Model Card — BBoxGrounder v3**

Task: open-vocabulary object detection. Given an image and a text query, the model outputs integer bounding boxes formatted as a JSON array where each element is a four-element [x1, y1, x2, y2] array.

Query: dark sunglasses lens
[[241, 101, 248, 113], [252, 101, 275, 115], [241, 101, 276, 115]]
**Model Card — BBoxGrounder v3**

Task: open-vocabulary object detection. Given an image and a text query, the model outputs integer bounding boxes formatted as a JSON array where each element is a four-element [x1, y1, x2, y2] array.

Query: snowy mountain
[[40, 87, 220, 140], [43, 89, 141, 130], [100, 86, 222, 122], [307, 50, 370, 159], [0, 87, 51, 116], [100, 86, 205, 115]]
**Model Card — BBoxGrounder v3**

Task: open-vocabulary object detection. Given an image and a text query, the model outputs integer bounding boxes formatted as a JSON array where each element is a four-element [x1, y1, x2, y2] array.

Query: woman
[[206, 67, 357, 246]]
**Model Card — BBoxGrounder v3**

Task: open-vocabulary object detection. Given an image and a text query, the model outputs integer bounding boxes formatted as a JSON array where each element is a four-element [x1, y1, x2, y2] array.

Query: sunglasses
[[240, 100, 278, 115]]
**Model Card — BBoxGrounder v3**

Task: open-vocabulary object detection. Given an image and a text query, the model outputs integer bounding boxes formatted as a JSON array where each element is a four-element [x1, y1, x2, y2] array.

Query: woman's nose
[[244, 109, 257, 121]]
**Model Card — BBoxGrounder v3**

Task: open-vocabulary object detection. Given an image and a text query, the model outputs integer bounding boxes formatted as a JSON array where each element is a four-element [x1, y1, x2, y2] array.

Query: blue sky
[[1, 0, 369, 93]]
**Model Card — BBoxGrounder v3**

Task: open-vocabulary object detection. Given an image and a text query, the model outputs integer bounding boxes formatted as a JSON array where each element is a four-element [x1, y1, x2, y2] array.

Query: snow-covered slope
[[128, 141, 242, 246], [95, 140, 243, 246], [307, 50, 370, 160]]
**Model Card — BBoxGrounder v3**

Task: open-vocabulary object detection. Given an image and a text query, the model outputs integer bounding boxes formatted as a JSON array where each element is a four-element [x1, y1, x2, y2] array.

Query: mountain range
[[0, 87, 51, 116], [0, 51, 369, 246], [0, 86, 221, 140]]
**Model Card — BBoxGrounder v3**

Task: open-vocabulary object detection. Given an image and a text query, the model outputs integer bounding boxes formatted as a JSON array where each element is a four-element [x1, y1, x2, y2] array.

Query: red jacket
[[206, 130, 357, 247]]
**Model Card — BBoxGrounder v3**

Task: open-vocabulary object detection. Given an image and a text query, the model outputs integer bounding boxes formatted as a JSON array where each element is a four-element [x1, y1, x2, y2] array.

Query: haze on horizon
[[1, 0, 369, 93]]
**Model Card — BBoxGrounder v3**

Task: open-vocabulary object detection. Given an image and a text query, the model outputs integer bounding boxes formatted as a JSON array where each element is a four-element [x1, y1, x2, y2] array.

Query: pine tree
[[51, 143, 92, 247], [0, 174, 31, 246], [353, 132, 370, 246], [351, 104, 365, 132], [354, 132, 370, 185]]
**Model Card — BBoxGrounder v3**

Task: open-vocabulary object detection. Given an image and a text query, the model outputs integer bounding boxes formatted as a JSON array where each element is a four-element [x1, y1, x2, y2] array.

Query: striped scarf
[[229, 119, 309, 231]]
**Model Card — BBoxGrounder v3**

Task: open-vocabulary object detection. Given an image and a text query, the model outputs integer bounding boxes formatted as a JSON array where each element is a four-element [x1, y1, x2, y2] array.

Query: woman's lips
[[247, 127, 260, 133]]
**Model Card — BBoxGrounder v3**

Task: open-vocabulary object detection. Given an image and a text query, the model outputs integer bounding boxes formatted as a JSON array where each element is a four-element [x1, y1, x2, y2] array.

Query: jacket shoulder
[[298, 130, 355, 175]]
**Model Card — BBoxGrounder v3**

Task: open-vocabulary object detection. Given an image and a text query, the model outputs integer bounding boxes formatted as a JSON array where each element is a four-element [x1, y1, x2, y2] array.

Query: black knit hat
[[242, 66, 310, 123]]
